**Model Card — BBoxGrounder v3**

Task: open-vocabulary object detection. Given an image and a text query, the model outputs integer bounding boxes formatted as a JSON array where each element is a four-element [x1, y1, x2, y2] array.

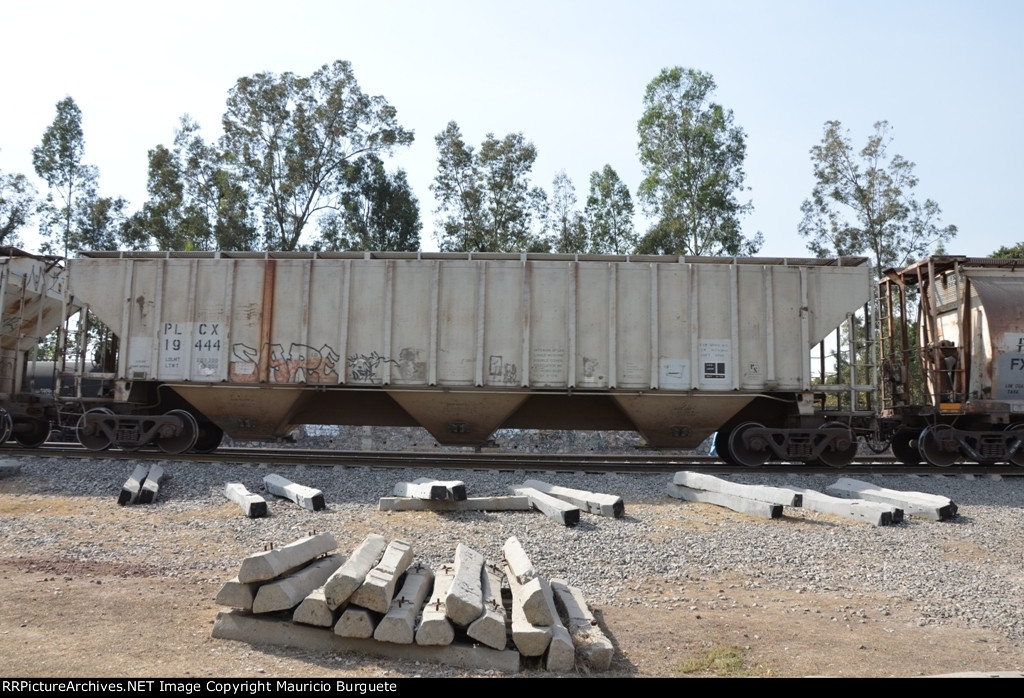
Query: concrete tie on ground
[[467, 563, 508, 650], [324, 533, 387, 610], [237, 532, 338, 584], [393, 481, 448, 499], [826, 477, 957, 520], [502, 536, 536, 584], [520, 479, 624, 517], [445, 543, 485, 626], [666, 483, 783, 519], [792, 487, 903, 526], [504, 559, 551, 657], [335, 607, 379, 638], [512, 486, 581, 526], [252, 553, 346, 614], [416, 562, 456, 646], [672, 471, 802, 506], [350, 539, 413, 613], [292, 588, 335, 627], [118, 464, 150, 505], [138, 465, 167, 504], [551, 578, 613, 671], [262, 473, 326, 512], [373, 561, 434, 644], [214, 578, 258, 611], [538, 577, 575, 673], [413, 477, 467, 501], [223, 482, 267, 518], [378, 495, 530, 512]]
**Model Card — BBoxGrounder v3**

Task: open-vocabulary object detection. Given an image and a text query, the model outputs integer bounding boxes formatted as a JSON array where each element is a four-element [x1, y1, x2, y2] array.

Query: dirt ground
[[1, 482, 1022, 678]]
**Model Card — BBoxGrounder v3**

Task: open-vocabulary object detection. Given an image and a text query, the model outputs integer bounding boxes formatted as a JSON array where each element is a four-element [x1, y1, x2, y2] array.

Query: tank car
[[878, 256, 1024, 466], [53, 250, 873, 463]]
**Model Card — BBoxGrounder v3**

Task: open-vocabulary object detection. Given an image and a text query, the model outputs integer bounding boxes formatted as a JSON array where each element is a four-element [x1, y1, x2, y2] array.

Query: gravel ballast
[[2, 455, 1023, 667]]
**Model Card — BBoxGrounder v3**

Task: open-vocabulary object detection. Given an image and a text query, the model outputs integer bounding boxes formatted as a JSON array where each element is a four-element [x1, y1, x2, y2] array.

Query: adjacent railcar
[[879, 256, 1024, 466], [62, 251, 872, 461]]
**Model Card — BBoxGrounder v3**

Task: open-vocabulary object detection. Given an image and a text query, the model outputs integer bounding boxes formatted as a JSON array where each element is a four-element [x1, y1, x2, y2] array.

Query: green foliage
[[799, 120, 957, 277], [124, 116, 257, 251], [584, 165, 636, 254], [221, 60, 414, 251], [431, 121, 548, 252], [0, 157, 37, 247], [547, 171, 586, 253], [992, 242, 1024, 258], [316, 155, 421, 251], [636, 68, 759, 256], [32, 97, 100, 254]]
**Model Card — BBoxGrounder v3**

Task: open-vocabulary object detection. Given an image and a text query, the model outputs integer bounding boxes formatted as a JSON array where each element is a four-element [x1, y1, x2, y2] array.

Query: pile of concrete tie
[[667, 472, 958, 525], [211, 532, 613, 674]]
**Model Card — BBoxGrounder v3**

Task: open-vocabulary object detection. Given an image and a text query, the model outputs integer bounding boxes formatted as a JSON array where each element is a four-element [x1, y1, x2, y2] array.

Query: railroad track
[[4, 443, 1022, 476]]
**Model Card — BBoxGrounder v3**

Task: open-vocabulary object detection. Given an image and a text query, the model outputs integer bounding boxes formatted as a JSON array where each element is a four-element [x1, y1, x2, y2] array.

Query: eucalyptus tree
[[432, 121, 547, 252], [636, 68, 759, 256], [0, 160, 36, 248], [799, 120, 957, 277], [547, 170, 586, 253], [221, 60, 414, 251], [584, 165, 636, 254]]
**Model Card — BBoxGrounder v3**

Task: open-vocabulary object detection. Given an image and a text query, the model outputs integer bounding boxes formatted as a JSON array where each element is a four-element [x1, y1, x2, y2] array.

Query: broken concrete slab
[[350, 539, 413, 613], [263, 473, 325, 512], [521, 479, 624, 517], [224, 482, 267, 518], [512, 486, 580, 526], [672, 471, 802, 506], [826, 477, 957, 520], [237, 532, 338, 584], [666, 483, 783, 519], [378, 495, 530, 512], [214, 611, 521, 673], [324, 533, 387, 610], [551, 578, 613, 671], [252, 553, 346, 614], [445, 543, 485, 626]]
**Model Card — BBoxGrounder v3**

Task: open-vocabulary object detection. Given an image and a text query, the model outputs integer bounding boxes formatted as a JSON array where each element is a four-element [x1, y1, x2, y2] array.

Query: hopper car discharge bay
[[1, 248, 1021, 467]]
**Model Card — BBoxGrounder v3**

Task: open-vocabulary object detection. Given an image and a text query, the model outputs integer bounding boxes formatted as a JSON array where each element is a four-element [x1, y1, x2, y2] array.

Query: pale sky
[[1, 0, 1020, 258]]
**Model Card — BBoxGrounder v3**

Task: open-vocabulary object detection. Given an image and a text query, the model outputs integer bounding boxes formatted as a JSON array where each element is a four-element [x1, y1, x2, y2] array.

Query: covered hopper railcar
[[53, 250, 873, 463]]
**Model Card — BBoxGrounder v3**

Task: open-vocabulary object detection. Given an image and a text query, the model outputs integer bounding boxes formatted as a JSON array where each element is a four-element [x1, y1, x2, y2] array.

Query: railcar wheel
[[816, 422, 857, 468], [1006, 424, 1024, 467], [157, 410, 199, 454], [918, 424, 959, 467], [14, 419, 51, 448], [714, 429, 736, 465], [0, 409, 12, 444], [77, 408, 113, 451], [728, 422, 770, 467], [890, 429, 921, 465], [191, 422, 223, 454]]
